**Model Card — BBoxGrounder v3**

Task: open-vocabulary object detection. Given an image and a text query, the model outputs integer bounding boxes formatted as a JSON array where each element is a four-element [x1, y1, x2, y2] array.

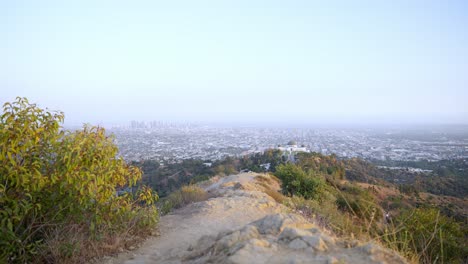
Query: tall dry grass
[[160, 185, 210, 214]]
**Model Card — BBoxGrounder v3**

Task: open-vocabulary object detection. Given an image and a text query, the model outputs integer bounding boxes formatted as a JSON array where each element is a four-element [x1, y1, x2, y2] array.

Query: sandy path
[[102, 173, 406, 264], [104, 173, 283, 264]]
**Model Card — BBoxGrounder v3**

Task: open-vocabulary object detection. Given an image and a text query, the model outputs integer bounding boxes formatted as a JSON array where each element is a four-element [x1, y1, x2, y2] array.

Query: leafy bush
[[296, 152, 345, 180], [275, 163, 326, 200], [0, 97, 158, 262]]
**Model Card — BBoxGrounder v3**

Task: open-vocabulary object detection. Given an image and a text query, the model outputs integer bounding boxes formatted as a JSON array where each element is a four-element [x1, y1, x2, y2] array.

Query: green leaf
[[7, 220, 13, 232]]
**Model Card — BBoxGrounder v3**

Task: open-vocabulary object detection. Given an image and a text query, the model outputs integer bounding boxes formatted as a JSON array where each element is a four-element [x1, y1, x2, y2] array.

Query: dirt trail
[[103, 173, 406, 264]]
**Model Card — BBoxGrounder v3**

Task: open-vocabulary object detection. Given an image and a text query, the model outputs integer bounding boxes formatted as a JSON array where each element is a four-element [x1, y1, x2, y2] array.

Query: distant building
[[260, 163, 271, 171], [277, 141, 309, 154]]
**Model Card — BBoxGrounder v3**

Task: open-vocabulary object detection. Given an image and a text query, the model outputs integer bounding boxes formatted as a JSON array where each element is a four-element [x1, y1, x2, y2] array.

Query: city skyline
[[110, 125, 468, 163], [2, 1, 468, 125]]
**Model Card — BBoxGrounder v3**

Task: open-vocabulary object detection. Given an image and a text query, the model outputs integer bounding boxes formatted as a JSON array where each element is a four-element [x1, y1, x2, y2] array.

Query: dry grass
[[255, 174, 285, 203], [161, 185, 210, 214], [268, 174, 281, 184], [179, 185, 209, 204], [255, 175, 270, 184], [264, 188, 286, 203], [283, 193, 424, 263], [284, 195, 359, 238], [39, 206, 158, 263], [255, 174, 281, 189]]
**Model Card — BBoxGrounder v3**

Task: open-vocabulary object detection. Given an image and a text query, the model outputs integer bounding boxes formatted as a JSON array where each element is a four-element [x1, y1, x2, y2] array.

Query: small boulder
[[252, 214, 310, 235], [361, 243, 378, 255], [279, 227, 313, 242], [288, 238, 309, 250], [302, 235, 328, 252]]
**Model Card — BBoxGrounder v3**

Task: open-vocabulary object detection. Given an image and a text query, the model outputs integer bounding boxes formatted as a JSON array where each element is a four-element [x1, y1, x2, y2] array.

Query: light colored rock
[[288, 238, 309, 250], [302, 235, 328, 252], [361, 243, 378, 255], [188, 234, 215, 252], [248, 238, 271, 248], [221, 181, 237, 188], [279, 227, 313, 241], [227, 239, 274, 264], [214, 224, 260, 251], [216, 230, 241, 251], [327, 256, 340, 264], [308, 227, 320, 234], [252, 213, 312, 235], [239, 225, 260, 240], [321, 234, 336, 245], [253, 214, 289, 235]]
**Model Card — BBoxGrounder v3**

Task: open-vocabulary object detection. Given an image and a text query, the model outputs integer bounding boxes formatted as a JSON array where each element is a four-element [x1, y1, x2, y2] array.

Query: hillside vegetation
[[2, 97, 466, 263], [371, 159, 468, 198], [134, 149, 285, 197], [344, 158, 467, 222], [0, 98, 159, 263], [138, 151, 467, 263], [273, 153, 467, 263]]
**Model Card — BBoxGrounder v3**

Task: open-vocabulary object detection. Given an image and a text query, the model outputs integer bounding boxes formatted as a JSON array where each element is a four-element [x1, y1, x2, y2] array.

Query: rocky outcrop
[[103, 173, 407, 264], [182, 213, 406, 264]]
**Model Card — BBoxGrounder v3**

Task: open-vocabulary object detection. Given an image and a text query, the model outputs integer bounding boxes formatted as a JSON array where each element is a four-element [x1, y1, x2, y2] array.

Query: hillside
[[3, 99, 465, 263], [103, 173, 406, 264]]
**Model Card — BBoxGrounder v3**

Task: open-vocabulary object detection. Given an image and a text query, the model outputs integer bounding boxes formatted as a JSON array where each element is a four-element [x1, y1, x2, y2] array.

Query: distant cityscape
[[108, 122, 468, 163]]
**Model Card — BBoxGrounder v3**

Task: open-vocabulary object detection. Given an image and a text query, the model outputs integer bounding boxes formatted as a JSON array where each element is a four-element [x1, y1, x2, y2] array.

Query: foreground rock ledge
[[102, 173, 407, 264]]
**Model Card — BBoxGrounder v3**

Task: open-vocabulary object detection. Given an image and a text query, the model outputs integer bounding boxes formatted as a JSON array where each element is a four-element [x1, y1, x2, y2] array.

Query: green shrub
[[275, 163, 326, 200], [0, 97, 158, 262], [274, 156, 468, 263]]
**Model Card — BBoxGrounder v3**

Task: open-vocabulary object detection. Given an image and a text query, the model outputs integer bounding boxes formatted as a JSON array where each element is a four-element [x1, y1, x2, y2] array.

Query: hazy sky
[[1, 0, 467, 126]]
